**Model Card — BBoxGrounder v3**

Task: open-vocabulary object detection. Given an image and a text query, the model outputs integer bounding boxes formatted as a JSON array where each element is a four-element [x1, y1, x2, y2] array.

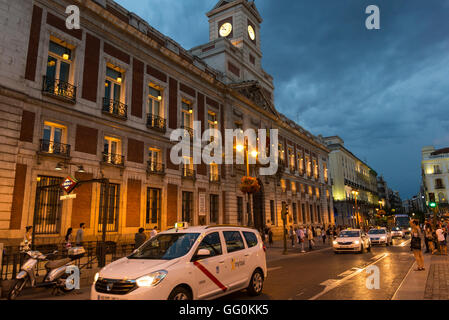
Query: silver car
[[368, 228, 393, 246]]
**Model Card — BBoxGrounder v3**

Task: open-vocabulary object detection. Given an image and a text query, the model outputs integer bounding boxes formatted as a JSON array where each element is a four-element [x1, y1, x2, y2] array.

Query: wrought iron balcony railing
[[102, 98, 128, 120], [39, 139, 71, 158], [435, 184, 445, 190], [42, 76, 77, 103], [146, 114, 166, 132], [102, 152, 125, 167], [210, 173, 220, 183], [147, 161, 165, 174], [182, 168, 196, 179], [180, 125, 194, 137]]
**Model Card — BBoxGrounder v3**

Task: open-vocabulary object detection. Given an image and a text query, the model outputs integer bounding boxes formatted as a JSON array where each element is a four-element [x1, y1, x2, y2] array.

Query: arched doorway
[[253, 178, 265, 233]]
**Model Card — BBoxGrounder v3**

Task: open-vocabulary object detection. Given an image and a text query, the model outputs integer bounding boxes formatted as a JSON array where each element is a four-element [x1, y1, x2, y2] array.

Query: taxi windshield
[[129, 233, 200, 260], [392, 227, 400, 231], [368, 229, 386, 235], [339, 231, 360, 238]]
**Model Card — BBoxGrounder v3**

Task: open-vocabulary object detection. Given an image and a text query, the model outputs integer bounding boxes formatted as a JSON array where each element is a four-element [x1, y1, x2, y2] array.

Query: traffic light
[[429, 202, 437, 208], [429, 193, 436, 208]]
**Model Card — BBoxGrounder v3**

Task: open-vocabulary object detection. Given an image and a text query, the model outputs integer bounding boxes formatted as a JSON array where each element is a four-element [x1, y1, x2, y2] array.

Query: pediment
[[229, 81, 279, 118]]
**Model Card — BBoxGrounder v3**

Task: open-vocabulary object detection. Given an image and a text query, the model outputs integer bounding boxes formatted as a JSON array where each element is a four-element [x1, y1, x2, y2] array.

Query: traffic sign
[[60, 176, 78, 194]]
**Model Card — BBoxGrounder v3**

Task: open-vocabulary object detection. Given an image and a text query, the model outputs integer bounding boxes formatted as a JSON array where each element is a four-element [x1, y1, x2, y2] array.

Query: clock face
[[219, 22, 233, 37], [248, 25, 256, 41]]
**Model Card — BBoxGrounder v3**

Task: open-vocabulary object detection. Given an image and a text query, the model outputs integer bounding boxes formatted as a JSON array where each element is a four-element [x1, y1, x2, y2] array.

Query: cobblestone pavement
[[424, 255, 449, 300]]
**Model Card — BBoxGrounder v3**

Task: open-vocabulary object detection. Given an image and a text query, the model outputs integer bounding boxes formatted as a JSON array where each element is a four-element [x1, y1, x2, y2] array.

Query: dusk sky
[[116, 0, 449, 199]]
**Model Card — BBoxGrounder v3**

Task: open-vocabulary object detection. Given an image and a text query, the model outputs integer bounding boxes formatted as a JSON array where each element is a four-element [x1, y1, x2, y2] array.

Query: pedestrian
[[268, 227, 274, 247], [297, 227, 306, 253], [64, 227, 73, 249], [75, 223, 85, 247], [289, 226, 295, 247], [322, 227, 327, 244], [410, 219, 425, 271], [19, 226, 33, 253], [150, 226, 158, 239], [135, 228, 147, 249], [436, 224, 447, 255], [307, 226, 314, 251], [425, 223, 437, 254]]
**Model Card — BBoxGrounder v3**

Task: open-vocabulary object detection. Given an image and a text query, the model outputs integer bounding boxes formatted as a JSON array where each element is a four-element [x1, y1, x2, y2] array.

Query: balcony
[[42, 76, 76, 103], [147, 161, 165, 175], [180, 125, 194, 137], [102, 152, 125, 167], [435, 184, 445, 190], [102, 98, 128, 120], [182, 168, 196, 180], [146, 114, 166, 133], [38, 139, 71, 158], [210, 173, 220, 183]]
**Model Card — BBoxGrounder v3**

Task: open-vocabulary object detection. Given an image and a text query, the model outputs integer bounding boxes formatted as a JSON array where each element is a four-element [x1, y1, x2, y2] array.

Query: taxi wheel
[[247, 270, 264, 296], [358, 245, 364, 254], [367, 245, 372, 252], [168, 286, 192, 300]]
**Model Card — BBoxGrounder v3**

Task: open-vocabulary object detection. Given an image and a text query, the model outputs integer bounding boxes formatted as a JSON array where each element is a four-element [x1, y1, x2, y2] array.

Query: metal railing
[[102, 98, 128, 120], [39, 139, 71, 158], [209, 173, 220, 183], [182, 168, 196, 179], [42, 76, 77, 103], [147, 161, 165, 174], [146, 114, 166, 132], [102, 152, 125, 167], [180, 125, 194, 137], [0, 241, 135, 281]]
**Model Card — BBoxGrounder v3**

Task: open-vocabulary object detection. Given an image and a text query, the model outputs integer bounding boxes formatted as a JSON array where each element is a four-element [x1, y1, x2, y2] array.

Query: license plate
[[98, 295, 120, 300]]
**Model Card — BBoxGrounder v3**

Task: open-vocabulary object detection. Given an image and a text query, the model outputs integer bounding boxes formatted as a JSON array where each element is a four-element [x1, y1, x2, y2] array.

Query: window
[[99, 183, 120, 232], [197, 232, 222, 257], [298, 152, 304, 174], [317, 205, 321, 223], [41, 122, 67, 156], [243, 231, 258, 248], [35, 176, 63, 235], [293, 202, 298, 224], [306, 156, 311, 176], [183, 157, 194, 177], [146, 188, 161, 225], [208, 110, 218, 130], [223, 231, 245, 253], [237, 197, 243, 223], [103, 137, 122, 165], [210, 194, 219, 224], [44, 39, 75, 101], [105, 66, 122, 102], [210, 163, 219, 182], [313, 159, 318, 178], [288, 148, 295, 171], [270, 200, 275, 224], [301, 203, 306, 223], [148, 85, 162, 116], [181, 100, 193, 132], [291, 181, 297, 195], [316, 188, 320, 198], [278, 143, 284, 162], [324, 163, 328, 182], [310, 204, 314, 223], [182, 191, 193, 223], [281, 179, 286, 193], [148, 148, 162, 172]]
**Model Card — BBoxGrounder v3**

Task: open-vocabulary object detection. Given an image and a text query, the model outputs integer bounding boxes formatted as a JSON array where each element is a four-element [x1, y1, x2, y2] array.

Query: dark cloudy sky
[[116, 0, 449, 199]]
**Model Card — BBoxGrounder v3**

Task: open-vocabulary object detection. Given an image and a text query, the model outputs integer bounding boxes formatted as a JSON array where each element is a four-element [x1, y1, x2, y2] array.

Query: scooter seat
[[45, 258, 71, 269]]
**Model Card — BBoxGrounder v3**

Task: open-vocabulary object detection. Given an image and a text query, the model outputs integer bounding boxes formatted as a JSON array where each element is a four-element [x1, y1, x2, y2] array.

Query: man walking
[[150, 226, 158, 239], [436, 224, 447, 255], [297, 227, 306, 253], [307, 226, 314, 251], [135, 228, 147, 249], [289, 226, 295, 248], [75, 223, 85, 247]]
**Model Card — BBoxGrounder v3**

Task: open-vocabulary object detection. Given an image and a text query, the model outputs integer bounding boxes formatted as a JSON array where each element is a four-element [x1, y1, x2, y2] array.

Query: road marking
[[309, 253, 390, 300], [391, 260, 415, 300], [267, 267, 282, 272], [398, 239, 411, 247]]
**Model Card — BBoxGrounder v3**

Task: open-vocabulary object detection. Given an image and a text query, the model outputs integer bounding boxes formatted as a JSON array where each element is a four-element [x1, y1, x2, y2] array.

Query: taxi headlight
[[354, 240, 360, 245], [94, 272, 100, 284], [381, 236, 386, 240], [333, 241, 338, 245], [136, 270, 167, 288]]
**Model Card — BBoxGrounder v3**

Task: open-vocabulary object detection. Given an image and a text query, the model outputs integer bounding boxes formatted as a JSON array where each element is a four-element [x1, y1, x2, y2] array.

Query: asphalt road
[[11, 238, 413, 301]]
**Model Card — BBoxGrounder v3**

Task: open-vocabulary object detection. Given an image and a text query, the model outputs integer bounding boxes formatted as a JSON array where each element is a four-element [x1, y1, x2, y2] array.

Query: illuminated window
[[181, 99, 193, 132], [288, 148, 295, 171], [291, 182, 297, 194], [105, 65, 123, 102], [42, 122, 66, 154], [281, 179, 286, 192], [148, 84, 162, 116], [103, 136, 122, 165], [46, 39, 72, 83]]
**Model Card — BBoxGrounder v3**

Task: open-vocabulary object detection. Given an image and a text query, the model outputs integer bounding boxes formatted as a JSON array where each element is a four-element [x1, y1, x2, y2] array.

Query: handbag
[[411, 236, 421, 250]]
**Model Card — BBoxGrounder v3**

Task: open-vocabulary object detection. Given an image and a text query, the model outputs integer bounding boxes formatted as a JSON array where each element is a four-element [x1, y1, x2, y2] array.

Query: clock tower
[[190, 0, 274, 103]]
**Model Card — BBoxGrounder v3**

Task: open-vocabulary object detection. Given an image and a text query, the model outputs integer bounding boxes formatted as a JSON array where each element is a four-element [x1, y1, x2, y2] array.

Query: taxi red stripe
[[193, 261, 227, 292]]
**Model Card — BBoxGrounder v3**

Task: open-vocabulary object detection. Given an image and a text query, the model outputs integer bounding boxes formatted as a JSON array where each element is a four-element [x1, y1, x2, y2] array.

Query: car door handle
[[219, 261, 225, 263], [244, 254, 250, 257]]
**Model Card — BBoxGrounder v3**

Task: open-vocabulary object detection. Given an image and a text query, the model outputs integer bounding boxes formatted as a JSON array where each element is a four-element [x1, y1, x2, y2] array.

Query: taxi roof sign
[[175, 222, 189, 230]]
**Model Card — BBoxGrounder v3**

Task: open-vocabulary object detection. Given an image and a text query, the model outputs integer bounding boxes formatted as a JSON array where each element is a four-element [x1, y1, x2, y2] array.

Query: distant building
[[377, 175, 390, 211], [322, 136, 379, 227], [422, 146, 449, 215]]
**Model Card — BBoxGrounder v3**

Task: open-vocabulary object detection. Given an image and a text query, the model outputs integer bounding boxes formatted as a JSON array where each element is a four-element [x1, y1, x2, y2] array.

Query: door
[[222, 230, 249, 290], [192, 232, 228, 299]]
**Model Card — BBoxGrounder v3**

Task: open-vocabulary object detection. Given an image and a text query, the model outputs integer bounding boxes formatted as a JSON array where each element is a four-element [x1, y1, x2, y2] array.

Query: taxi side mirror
[[197, 249, 211, 257]]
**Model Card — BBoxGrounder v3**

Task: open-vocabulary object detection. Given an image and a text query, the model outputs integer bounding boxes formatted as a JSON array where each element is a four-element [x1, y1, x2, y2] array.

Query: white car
[[391, 227, 404, 238], [91, 223, 267, 300], [333, 229, 371, 254], [368, 228, 393, 246]]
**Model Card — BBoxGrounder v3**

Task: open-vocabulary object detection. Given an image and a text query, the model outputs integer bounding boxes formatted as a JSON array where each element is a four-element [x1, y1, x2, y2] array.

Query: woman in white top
[[410, 219, 424, 271]]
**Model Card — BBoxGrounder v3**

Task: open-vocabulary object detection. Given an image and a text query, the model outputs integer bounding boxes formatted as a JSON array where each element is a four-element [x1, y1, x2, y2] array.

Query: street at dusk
[[0, 0, 449, 312]]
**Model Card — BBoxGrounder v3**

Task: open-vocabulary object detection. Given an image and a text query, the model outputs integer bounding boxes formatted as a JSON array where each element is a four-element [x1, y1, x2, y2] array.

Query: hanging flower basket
[[240, 176, 260, 194]]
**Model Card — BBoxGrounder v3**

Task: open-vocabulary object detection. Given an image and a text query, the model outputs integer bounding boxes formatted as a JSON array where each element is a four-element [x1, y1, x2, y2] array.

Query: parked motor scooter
[[8, 247, 85, 300]]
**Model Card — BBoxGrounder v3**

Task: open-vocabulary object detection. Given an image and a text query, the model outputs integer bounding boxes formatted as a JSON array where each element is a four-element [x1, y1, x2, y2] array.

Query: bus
[[394, 214, 411, 236]]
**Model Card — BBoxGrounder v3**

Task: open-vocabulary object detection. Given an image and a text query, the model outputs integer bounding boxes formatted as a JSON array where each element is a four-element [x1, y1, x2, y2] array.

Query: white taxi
[[368, 227, 393, 246], [333, 229, 371, 254], [91, 223, 267, 300], [391, 227, 404, 238]]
